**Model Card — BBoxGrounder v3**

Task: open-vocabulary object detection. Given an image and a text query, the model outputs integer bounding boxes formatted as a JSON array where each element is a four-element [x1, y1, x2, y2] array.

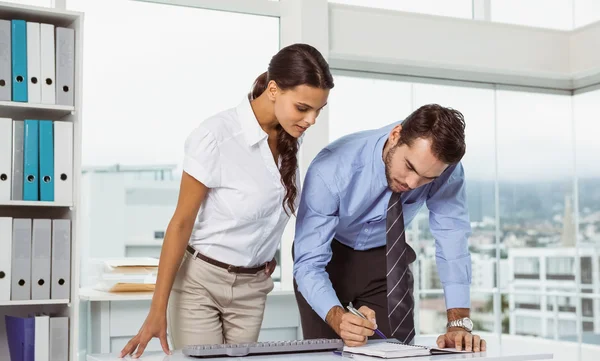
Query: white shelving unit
[[0, 299, 70, 307], [0, 2, 84, 361], [0, 200, 73, 207], [0, 100, 74, 118]]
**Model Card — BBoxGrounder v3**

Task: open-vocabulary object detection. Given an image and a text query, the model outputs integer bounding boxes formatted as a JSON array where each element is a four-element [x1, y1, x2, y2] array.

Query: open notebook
[[343, 340, 471, 359]]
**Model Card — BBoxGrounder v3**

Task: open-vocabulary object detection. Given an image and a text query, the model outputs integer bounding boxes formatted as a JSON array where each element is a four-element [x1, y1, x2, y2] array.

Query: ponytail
[[277, 125, 299, 215], [249, 71, 268, 100]]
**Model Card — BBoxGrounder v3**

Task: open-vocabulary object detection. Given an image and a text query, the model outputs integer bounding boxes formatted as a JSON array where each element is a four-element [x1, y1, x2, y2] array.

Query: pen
[[346, 302, 387, 339], [333, 350, 355, 358]]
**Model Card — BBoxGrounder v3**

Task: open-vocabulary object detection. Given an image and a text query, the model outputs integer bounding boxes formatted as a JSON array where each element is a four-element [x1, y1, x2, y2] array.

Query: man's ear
[[389, 124, 403, 144], [267, 80, 278, 101]]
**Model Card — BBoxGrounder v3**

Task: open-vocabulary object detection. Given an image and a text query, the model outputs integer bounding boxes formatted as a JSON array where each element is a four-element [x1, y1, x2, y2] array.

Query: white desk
[[80, 288, 301, 356], [87, 338, 553, 361]]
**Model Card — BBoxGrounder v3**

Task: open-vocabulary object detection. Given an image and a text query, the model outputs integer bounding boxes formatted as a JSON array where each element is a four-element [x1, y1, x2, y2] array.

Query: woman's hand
[[119, 311, 170, 358]]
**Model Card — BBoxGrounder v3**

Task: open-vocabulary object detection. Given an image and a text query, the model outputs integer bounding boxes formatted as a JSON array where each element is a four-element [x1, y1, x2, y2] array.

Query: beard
[[385, 144, 411, 193], [384, 144, 397, 189]]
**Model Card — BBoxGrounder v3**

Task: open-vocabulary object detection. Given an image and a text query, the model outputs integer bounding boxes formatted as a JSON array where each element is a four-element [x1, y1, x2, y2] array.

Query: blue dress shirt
[[293, 123, 473, 321]]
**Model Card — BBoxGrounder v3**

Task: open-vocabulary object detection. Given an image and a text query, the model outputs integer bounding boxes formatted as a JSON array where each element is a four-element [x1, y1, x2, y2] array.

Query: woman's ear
[[267, 80, 278, 101]]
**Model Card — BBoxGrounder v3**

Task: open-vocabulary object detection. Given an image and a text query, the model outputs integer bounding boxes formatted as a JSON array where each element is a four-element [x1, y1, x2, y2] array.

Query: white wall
[[329, 4, 572, 88], [328, 3, 600, 90], [570, 22, 600, 87]]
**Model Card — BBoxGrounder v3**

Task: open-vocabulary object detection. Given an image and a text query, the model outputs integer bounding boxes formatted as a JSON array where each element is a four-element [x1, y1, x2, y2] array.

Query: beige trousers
[[167, 251, 274, 347]]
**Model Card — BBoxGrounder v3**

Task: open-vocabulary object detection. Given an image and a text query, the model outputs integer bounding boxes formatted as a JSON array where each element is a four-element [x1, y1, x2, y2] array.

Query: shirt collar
[[373, 132, 389, 190], [237, 96, 268, 147], [297, 132, 305, 146]]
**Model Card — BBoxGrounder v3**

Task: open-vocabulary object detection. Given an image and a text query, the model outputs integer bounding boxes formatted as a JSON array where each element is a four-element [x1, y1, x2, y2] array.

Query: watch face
[[463, 318, 474, 330]]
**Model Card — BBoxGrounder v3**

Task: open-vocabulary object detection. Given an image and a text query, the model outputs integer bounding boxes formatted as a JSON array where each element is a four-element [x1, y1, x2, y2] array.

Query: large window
[[328, 0, 473, 19], [68, 0, 279, 284], [490, 0, 574, 30], [69, 0, 278, 168], [492, 0, 600, 29], [329, 73, 600, 348], [330, 0, 600, 30], [574, 88, 600, 342], [2, 0, 52, 6], [496, 89, 577, 341], [574, 0, 600, 27], [495, 90, 574, 251], [328, 74, 412, 142]]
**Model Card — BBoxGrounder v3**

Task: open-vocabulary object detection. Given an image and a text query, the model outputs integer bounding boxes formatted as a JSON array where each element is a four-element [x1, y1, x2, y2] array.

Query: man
[[293, 104, 486, 352]]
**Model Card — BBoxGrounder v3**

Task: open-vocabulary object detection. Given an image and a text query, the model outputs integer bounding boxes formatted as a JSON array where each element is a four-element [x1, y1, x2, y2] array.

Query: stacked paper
[[93, 257, 158, 292]]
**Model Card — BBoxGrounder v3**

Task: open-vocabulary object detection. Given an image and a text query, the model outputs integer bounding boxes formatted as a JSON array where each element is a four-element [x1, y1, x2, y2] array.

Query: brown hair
[[249, 43, 334, 215], [398, 104, 466, 164]]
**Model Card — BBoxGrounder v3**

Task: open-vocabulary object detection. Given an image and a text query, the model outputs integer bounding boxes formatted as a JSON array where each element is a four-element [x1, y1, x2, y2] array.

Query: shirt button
[[365, 228, 369, 232]]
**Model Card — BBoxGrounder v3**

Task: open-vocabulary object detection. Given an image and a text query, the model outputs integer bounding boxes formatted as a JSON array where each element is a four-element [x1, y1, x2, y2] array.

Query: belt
[[186, 245, 267, 275]]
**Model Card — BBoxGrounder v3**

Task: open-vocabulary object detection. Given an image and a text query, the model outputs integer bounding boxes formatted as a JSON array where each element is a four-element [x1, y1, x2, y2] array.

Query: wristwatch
[[446, 317, 473, 332]]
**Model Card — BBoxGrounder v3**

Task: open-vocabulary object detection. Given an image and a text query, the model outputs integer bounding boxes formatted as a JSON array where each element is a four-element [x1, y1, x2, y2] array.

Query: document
[[23, 120, 39, 201], [0, 217, 12, 301], [50, 317, 69, 361], [39, 120, 55, 201], [0, 19, 10, 101], [27, 22, 42, 103], [5, 315, 35, 361], [0, 117, 11, 201], [40, 23, 56, 104], [51, 219, 71, 299], [343, 340, 470, 359], [35, 314, 50, 361], [11, 218, 32, 300], [31, 219, 52, 300], [53, 122, 73, 204], [12, 120, 24, 200], [11, 20, 28, 102], [55, 27, 75, 106]]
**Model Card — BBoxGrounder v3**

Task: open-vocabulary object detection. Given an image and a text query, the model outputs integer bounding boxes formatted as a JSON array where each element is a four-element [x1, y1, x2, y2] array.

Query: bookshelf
[[0, 2, 83, 361], [0, 299, 70, 307], [0, 100, 74, 119], [0, 200, 73, 207]]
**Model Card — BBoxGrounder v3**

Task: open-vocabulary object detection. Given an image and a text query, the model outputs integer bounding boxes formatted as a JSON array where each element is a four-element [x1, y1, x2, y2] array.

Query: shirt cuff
[[314, 289, 343, 321], [443, 284, 471, 310]]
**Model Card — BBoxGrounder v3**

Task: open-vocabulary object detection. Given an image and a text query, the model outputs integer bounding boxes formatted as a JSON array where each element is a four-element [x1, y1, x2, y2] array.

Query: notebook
[[343, 340, 471, 359]]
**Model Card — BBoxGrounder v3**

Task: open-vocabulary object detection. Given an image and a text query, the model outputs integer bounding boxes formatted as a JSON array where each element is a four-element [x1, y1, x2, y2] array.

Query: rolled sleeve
[[426, 163, 472, 310], [293, 167, 341, 321], [183, 126, 221, 188]]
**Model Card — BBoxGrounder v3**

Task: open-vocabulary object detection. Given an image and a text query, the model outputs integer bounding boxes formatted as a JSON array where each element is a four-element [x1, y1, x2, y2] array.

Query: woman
[[120, 43, 334, 358]]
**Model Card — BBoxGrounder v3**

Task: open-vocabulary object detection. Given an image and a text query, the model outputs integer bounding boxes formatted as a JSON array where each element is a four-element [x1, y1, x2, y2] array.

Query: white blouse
[[183, 97, 300, 267]]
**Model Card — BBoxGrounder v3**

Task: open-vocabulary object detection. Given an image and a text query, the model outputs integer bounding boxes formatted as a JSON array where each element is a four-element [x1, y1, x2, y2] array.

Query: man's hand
[[326, 306, 377, 347], [436, 328, 486, 352], [265, 258, 277, 277]]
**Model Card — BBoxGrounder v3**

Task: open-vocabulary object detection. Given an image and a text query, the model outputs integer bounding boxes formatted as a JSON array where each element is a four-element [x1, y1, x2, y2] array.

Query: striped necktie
[[386, 192, 417, 343]]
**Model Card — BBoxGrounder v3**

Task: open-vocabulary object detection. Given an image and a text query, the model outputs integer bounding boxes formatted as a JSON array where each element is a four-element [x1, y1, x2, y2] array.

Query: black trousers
[[293, 240, 414, 340]]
